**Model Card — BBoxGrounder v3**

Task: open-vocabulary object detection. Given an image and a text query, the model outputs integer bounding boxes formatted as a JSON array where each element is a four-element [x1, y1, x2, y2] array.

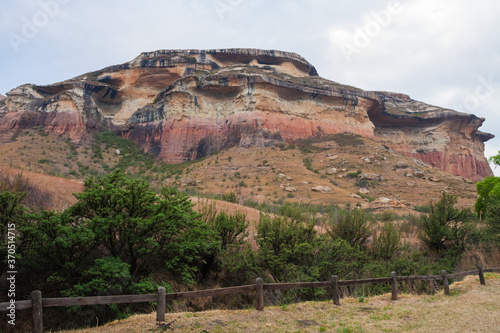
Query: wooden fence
[[2, 265, 499, 333]]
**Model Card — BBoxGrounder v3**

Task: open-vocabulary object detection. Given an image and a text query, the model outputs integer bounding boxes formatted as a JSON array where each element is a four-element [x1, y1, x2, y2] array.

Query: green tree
[[199, 201, 253, 283], [68, 170, 215, 284], [419, 192, 475, 254], [324, 208, 372, 249], [0, 190, 28, 274], [372, 222, 404, 260], [256, 214, 317, 282], [475, 152, 500, 245]]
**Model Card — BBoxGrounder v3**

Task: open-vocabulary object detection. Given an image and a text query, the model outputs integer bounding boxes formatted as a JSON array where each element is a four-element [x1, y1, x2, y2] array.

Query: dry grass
[[181, 135, 478, 209], [0, 130, 478, 211], [0, 165, 83, 210], [60, 274, 500, 333]]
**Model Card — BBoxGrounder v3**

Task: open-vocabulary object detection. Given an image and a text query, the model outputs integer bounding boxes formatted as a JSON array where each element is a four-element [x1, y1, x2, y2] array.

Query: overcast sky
[[1, 0, 499, 174]]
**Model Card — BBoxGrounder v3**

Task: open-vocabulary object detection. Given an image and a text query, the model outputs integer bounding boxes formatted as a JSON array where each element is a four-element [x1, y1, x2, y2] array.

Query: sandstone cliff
[[0, 49, 493, 181]]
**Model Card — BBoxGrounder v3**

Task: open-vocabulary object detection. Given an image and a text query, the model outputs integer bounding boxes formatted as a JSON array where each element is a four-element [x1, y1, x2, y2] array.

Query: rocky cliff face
[[0, 49, 493, 181]]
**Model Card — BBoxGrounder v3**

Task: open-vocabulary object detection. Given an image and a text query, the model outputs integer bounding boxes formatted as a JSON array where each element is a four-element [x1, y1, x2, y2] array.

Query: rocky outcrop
[[370, 92, 493, 181], [0, 49, 493, 180]]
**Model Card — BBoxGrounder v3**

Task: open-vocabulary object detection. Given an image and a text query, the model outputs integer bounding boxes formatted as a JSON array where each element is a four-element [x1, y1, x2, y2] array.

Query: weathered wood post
[[156, 287, 166, 322], [478, 265, 486, 286], [331, 275, 340, 306], [256, 277, 264, 311], [441, 270, 450, 295], [31, 290, 43, 333], [390, 272, 398, 300]]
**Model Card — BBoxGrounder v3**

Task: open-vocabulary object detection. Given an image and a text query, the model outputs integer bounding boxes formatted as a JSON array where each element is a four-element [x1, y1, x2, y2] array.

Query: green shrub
[[325, 208, 372, 249], [372, 223, 403, 260], [419, 192, 477, 255], [221, 192, 238, 203], [347, 170, 362, 179]]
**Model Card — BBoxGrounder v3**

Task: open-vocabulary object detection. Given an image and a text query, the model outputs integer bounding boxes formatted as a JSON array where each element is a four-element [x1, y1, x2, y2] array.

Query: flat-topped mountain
[[0, 48, 493, 181]]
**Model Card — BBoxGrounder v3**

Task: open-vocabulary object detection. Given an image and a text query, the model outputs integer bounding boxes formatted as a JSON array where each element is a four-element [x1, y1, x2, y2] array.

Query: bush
[[324, 209, 372, 249], [372, 223, 403, 260], [419, 192, 477, 255], [347, 170, 362, 179], [256, 214, 317, 282], [221, 192, 238, 203]]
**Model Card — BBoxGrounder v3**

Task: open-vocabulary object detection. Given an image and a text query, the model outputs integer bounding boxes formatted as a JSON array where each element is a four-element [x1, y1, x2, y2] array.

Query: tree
[[68, 170, 215, 284], [372, 222, 404, 260], [475, 152, 500, 245], [324, 208, 372, 249], [0, 190, 28, 274], [419, 192, 475, 253], [256, 214, 317, 282]]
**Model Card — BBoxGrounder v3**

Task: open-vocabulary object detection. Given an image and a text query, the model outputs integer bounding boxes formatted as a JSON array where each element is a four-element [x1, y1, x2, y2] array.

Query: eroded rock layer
[[0, 49, 493, 180]]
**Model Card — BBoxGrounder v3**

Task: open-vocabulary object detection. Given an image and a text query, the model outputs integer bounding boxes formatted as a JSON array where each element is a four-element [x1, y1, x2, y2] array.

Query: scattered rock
[[362, 157, 371, 163], [278, 173, 286, 178], [359, 187, 370, 194], [327, 154, 338, 160], [350, 193, 362, 199], [359, 173, 382, 181], [405, 173, 414, 178], [395, 161, 408, 169], [284, 187, 296, 192], [286, 176, 293, 181], [430, 177, 441, 182], [302, 181, 311, 184], [326, 167, 338, 175], [413, 170, 425, 178], [369, 197, 413, 210], [115, 149, 121, 155], [311, 185, 331, 193], [407, 182, 416, 187]]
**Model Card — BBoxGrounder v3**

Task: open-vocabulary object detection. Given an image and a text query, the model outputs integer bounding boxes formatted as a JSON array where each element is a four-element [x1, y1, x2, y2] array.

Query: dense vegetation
[[1, 157, 500, 330]]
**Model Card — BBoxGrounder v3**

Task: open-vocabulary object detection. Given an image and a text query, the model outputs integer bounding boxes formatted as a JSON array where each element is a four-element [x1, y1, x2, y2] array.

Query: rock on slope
[[0, 49, 493, 181]]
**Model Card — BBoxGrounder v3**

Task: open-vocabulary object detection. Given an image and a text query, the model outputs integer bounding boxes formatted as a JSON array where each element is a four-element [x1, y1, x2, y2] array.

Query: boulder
[[369, 197, 413, 210], [326, 167, 338, 175], [395, 161, 409, 169], [359, 173, 382, 181], [359, 187, 370, 194], [311, 185, 331, 193]]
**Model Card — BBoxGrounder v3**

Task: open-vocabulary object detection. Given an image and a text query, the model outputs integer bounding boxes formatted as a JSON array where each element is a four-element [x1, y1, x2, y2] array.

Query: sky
[[1, 0, 499, 174]]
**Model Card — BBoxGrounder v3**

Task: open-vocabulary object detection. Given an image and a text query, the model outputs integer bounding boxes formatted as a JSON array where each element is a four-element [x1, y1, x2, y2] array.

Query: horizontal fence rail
[[1, 265, 499, 333]]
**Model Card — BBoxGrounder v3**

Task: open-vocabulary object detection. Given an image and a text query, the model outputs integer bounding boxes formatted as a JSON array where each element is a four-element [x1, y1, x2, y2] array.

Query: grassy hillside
[[0, 130, 478, 211], [61, 274, 500, 333]]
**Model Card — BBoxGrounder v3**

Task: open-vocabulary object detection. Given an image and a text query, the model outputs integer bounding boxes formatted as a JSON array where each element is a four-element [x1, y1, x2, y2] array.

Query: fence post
[[156, 287, 166, 323], [256, 277, 264, 311], [441, 270, 450, 295], [478, 265, 486, 286], [390, 272, 398, 300], [331, 275, 340, 306], [31, 290, 43, 333]]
